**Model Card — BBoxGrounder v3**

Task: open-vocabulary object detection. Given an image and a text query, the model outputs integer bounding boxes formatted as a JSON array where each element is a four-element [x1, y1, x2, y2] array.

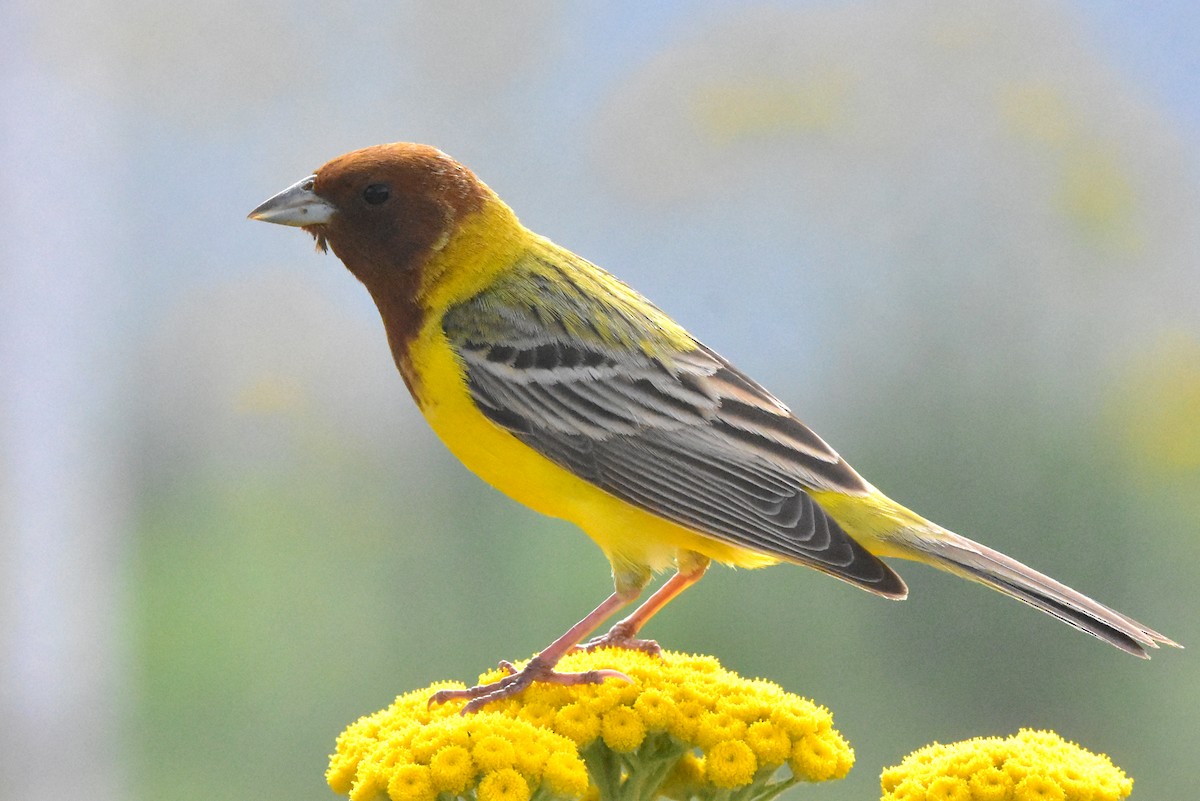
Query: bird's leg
[[429, 584, 642, 714], [581, 554, 710, 655]]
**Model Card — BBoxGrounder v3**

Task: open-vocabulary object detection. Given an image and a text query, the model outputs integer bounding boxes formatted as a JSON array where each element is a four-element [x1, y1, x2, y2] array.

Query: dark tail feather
[[910, 528, 1180, 658]]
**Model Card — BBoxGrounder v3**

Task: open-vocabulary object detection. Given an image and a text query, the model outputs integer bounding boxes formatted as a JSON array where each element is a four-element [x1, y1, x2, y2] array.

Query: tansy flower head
[[327, 695, 586, 801], [880, 729, 1133, 801], [328, 649, 852, 801]]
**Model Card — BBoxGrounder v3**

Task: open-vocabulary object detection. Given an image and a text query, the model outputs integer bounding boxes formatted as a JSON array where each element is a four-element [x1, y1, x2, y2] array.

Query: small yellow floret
[[474, 734, 518, 772], [518, 701, 558, 730], [478, 767, 531, 801], [694, 710, 747, 749], [715, 693, 767, 723], [633, 688, 678, 731], [745, 720, 792, 766], [386, 764, 435, 801], [669, 700, 706, 742], [513, 738, 550, 781], [554, 702, 601, 746], [880, 729, 1132, 801], [600, 705, 647, 752], [969, 767, 1010, 801], [927, 774, 971, 801], [1015, 774, 1067, 801], [790, 731, 853, 782], [889, 778, 927, 801], [429, 745, 474, 794], [542, 750, 591, 798], [704, 740, 758, 788]]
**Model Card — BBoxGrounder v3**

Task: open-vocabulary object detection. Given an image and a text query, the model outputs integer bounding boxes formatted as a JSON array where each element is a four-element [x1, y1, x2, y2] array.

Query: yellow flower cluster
[[328, 680, 590, 801], [327, 649, 853, 801], [880, 729, 1133, 801]]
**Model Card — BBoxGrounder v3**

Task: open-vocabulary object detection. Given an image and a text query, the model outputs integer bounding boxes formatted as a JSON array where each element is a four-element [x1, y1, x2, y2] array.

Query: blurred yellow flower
[[691, 73, 848, 144], [660, 752, 706, 801], [1107, 331, 1200, 480], [880, 729, 1132, 801], [1057, 145, 1140, 254], [998, 80, 1142, 256], [1000, 83, 1074, 146], [327, 649, 853, 801]]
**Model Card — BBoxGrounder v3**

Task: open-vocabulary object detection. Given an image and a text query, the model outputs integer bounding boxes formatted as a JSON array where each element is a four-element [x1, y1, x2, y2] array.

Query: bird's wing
[[442, 260, 906, 597]]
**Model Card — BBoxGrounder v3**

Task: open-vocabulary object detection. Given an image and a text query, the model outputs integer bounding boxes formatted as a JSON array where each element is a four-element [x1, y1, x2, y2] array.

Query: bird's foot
[[578, 621, 662, 656], [429, 656, 630, 714]]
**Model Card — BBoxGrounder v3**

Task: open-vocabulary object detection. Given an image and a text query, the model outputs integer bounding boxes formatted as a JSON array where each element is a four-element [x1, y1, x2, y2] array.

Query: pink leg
[[582, 557, 710, 654], [430, 588, 638, 714]]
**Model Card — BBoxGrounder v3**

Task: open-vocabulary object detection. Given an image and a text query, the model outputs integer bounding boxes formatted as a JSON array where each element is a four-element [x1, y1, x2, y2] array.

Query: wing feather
[[444, 265, 906, 597]]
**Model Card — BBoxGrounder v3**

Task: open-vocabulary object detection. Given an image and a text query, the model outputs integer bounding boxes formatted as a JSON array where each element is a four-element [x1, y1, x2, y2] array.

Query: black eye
[[363, 184, 390, 205]]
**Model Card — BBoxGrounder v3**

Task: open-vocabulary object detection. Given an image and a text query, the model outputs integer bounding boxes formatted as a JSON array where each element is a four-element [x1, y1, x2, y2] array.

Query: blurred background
[[2, 1, 1198, 799]]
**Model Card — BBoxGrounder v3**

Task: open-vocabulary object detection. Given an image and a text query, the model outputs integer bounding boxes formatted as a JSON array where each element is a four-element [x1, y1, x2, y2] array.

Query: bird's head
[[249, 143, 525, 384], [249, 143, 493, 287]]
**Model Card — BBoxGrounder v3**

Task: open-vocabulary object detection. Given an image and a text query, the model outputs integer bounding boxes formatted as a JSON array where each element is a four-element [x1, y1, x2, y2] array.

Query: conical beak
[[248, 175, 336, 226]]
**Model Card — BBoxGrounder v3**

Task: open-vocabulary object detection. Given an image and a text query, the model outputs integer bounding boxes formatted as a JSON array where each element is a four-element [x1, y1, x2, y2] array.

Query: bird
[[249, 143, 1178, 711]]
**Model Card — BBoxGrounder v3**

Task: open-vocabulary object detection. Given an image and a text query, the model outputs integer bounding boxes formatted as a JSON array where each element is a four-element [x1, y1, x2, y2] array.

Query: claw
[[578, 620, 662, 655], [579, 635, 661, 655], [430, 657, 631, 714]]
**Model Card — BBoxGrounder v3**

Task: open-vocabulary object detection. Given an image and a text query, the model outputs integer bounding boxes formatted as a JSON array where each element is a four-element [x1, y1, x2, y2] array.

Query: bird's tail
[[893, 525, 1180, 658]]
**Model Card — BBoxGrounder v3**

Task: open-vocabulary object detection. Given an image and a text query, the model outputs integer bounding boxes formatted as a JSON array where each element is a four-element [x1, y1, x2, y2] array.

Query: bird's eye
[[363, 184, 390, 205]]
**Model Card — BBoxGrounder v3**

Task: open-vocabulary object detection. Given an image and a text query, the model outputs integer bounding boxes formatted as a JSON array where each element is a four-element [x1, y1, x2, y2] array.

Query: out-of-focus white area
[[2, 2, 1197, 800]]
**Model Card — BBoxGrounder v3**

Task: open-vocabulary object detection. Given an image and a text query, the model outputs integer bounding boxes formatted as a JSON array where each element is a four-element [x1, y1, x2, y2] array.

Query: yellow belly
[[407, 322, 777, 581]]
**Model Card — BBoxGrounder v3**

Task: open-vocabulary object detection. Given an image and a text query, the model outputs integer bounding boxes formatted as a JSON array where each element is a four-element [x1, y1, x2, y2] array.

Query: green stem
[[623, 734, 690, 801], [583, 741, 626, 801]]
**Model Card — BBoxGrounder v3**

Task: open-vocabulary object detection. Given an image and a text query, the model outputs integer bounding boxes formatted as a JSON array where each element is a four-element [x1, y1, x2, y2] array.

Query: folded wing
[[443, 259, 907, 598]]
